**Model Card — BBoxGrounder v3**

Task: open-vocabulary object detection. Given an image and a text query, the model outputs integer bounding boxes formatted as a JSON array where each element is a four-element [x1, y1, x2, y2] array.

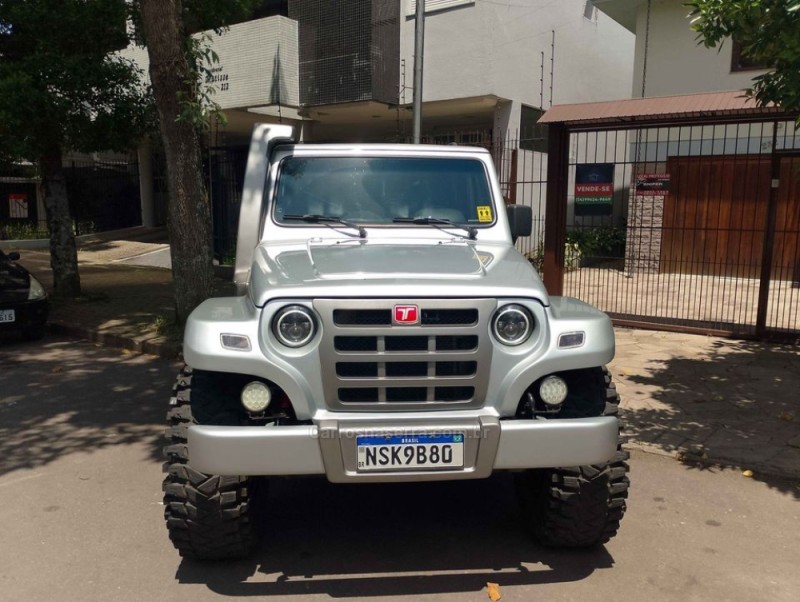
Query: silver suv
[[163, 125, 629, 559]]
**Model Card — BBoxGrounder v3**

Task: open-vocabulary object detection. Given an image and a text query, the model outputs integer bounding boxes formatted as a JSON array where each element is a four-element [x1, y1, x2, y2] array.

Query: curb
[[1, 226, 160, 252], [625, 440, 800, 481], [48, 322, 181, 360]]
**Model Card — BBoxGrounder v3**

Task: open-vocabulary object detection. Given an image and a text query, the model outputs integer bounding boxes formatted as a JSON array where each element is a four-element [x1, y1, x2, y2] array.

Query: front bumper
[[187, 416, 619, 482]]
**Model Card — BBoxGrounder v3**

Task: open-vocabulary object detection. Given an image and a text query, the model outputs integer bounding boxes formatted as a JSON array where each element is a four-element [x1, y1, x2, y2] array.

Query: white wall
[[120, 16, 299, 110], [631, 0, 769, 97], [400, 0, 634, 109]]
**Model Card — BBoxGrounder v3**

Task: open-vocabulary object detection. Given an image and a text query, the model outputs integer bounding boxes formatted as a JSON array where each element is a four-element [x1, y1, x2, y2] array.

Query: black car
[[0, 249, 48, 340]]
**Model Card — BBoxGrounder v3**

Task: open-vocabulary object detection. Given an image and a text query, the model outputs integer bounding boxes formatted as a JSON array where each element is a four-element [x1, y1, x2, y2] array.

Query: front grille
[[334, 336, 378, 352], [421, 309, 478, 325], [334, 334, 479, 353], [336, 361, 476, 378], [332, 308, 479, 327], [337, 386, 476, 403], [334, 309, 391, 326], [316, 299, 494, 411], [385, 336, 428, 351]]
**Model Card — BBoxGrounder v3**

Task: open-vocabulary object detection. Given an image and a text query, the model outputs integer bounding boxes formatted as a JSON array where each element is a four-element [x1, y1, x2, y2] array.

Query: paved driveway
[[1, 337, 798, 601]]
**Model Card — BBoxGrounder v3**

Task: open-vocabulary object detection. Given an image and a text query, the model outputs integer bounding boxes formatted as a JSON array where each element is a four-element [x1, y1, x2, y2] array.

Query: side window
[[730, 39, 770, 72]]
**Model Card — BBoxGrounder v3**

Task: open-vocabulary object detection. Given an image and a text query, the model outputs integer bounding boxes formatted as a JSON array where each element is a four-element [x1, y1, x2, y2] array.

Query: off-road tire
[[163, 366, 264, 559], [516, 366, 630, 547]]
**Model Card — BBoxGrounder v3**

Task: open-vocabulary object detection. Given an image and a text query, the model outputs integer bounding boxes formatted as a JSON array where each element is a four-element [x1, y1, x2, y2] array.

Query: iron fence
[[416, 127, 550, 260], [559, 120, 800, 338], [207, 146, 249, 263], [65, 158, 141, 235], [200, 123, 799, 340]]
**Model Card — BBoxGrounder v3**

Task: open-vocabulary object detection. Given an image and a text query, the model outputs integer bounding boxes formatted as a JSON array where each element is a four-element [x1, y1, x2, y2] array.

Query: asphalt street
[[0, 336, 798, 602]]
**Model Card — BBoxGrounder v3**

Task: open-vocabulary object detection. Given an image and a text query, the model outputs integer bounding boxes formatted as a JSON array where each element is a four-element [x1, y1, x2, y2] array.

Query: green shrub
[[0, 222, 47, 240], [0, 220, 96, 240], [566, 226, 626, 258], [526, 241, 582, 273]]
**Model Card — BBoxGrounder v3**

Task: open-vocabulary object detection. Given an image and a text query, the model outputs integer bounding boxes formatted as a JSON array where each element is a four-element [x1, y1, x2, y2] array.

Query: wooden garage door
[[659, 155, 796, 279], [773, 156, 800, 284]]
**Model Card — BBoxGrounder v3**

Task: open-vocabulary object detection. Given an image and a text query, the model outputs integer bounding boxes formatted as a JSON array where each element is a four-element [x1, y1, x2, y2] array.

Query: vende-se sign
[[575, 164, 614, 216], [575, 183, 614, 194]]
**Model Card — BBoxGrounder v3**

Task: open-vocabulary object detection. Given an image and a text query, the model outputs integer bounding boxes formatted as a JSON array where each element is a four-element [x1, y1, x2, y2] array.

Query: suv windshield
[[273, 157, 495, 226]]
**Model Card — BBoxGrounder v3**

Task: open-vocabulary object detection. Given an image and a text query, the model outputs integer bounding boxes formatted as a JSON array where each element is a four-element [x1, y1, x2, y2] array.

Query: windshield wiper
[[283, 214, 367, 239], [392, 216, 477, 240]]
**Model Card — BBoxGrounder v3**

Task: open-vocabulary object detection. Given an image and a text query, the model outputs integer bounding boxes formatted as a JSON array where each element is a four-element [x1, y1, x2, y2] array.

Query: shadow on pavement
[[617, 337, 800, 497], [175, 475, 615, 597], [0, 336, 175, 475]]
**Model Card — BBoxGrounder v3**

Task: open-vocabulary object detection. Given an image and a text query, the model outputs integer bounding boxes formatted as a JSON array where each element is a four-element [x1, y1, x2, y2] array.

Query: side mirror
[[8, 252, 20, 261], [506, 205, 532, 243]]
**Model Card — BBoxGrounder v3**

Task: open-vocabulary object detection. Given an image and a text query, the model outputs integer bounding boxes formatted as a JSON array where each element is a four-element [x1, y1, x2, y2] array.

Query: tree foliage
[[689, 1, 800, 112], [0, 0, 152, 296], [0, 0, 151, 162]]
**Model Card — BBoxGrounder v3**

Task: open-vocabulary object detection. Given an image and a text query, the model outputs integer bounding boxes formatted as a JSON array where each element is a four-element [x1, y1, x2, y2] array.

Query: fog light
[[539, 375, 568, 406], [241, 381, 271, 413]]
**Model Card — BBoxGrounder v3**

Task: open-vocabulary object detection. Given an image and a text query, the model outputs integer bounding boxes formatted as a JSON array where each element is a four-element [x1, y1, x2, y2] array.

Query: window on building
[[731, 39, 770, 72], [519, 106, 548, 153], [251, 0, 289, 19], [186, 1, 288, 32], [229, 0, 289, 26]]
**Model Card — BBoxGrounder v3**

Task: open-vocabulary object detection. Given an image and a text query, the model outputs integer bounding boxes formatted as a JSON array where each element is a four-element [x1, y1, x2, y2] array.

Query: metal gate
[[65, 158, 141, 235], [544, 119, 800, 339], [207, 146, 248, 263]]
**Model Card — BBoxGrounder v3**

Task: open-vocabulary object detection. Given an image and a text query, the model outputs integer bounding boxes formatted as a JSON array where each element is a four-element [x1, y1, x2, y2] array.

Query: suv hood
[[248, 239, 550, 306]]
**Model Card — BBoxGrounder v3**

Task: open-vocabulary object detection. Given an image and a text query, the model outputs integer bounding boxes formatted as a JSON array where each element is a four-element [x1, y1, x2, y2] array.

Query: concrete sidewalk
[[7, 233, 800, 480]]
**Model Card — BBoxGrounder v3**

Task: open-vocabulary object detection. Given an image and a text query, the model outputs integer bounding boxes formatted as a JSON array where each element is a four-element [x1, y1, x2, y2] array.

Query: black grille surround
[[316, 299, 496, 411], [333, 308, 479, 327]]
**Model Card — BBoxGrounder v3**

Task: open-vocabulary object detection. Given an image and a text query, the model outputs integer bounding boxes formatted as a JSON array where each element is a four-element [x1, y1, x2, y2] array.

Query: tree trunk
[[40, 150, 81, 297], [139, 0, 214, 325]]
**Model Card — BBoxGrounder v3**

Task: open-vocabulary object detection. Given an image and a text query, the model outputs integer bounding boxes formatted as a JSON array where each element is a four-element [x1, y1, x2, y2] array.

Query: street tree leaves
[[689, 1, 800, 113], [0, 0, 152, 296]]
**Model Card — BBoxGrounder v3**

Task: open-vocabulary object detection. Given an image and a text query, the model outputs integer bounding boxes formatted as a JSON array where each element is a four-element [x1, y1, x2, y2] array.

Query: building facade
[[121, 0, 634, 146], [594, 0, 771, 97], [117, 0, 635, 249]]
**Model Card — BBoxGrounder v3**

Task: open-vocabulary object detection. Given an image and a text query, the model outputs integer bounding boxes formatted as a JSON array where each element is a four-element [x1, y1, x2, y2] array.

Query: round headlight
[[492, 304, 533, 346], [539, 375, 568, 406], [241, 381, 271, 413], [273, 305, 316, 347]]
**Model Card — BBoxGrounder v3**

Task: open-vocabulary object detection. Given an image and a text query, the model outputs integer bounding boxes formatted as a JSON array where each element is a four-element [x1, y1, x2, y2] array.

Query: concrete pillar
[[137, 140, 155, 228], [493, 99, 521, 141]]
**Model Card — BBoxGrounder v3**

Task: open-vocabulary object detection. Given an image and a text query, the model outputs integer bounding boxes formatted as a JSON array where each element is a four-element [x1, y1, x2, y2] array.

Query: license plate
[[0, 309, 15, 323], [357, 433, 465, 472]]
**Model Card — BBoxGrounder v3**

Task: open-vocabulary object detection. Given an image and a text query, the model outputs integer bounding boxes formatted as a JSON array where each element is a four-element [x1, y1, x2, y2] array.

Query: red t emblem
[[393, 305, 419, 325]]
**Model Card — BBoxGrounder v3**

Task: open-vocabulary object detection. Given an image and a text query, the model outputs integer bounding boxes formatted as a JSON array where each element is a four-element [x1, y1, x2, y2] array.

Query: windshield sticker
[[477, 206, 493, 222]]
